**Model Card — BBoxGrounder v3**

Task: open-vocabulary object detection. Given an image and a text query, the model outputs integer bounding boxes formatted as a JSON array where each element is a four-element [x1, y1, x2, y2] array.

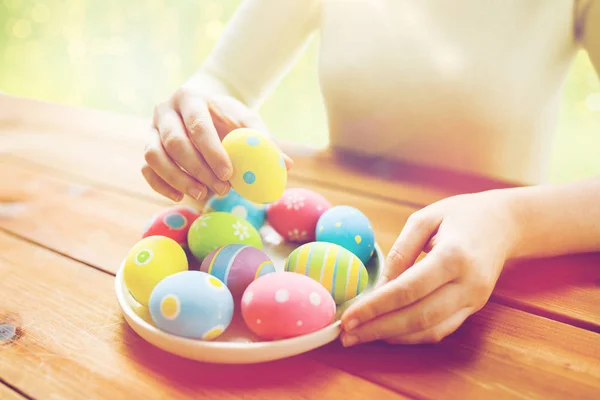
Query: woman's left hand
[[340, 189, 522, 346]]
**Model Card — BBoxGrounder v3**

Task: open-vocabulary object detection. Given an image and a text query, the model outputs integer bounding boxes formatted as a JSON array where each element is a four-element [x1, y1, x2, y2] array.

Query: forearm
[[506, 177, 600, 259], [196, 0, 319, 108]]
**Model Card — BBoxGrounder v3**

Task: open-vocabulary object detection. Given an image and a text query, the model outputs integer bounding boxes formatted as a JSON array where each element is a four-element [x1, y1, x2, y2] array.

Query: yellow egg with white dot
[[222, 128, 287, 204], [123, 236, 188, 307]]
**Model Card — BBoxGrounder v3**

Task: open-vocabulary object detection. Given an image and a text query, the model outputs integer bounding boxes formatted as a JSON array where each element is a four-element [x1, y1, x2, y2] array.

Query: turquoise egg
[[148, 271, 234, 340], [204, 189, 266, 229], [316, 205, 375, 264]]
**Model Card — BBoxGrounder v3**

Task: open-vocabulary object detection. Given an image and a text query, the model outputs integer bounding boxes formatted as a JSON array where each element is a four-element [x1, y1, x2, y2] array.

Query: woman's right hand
[[142, 74, 292, 202]]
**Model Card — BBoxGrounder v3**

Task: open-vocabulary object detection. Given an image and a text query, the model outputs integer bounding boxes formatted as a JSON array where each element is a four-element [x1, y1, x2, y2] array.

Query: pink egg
[[266, 188, 331, 243], [142, 206, 202, 249], [241, 272, 336, 340]]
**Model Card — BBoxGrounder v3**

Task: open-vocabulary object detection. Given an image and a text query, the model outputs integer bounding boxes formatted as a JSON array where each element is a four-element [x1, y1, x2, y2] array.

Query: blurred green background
[[1, 0, 599, 183]]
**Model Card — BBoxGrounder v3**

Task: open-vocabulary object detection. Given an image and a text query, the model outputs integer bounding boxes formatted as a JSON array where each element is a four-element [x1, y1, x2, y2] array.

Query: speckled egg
[[200, 244, 276, 297], [241, 272, 336, 340], [204, 188, 266, 230], [266, 188, 331, 243], [222, 128, 287, 204], [187, 212, 263, 262], [149, 271, 234, 340], [316, 205, 375, 264], [285, 241, 368, 304], [142, 206, 201, 249], [123, 236, 188, 307]]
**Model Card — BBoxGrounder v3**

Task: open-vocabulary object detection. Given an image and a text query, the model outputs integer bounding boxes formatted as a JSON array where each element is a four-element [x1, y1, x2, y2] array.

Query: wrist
[[493, 188, 529, 260], [186, 68, 237, 100], [500, 188, 531, 260]]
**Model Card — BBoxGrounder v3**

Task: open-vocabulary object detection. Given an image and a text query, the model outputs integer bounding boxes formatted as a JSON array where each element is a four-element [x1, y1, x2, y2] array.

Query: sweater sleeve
[[577, 0, 600, 75], [198, 0, 321, 108]]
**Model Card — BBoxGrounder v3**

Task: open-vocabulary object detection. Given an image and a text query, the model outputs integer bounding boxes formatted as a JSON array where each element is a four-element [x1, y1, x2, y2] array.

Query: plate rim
[[114, 242, 383, 354]]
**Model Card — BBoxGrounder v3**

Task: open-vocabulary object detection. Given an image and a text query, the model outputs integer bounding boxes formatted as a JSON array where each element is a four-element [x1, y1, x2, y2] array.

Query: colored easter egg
[[124, 236, 188, 307], [204, 188, 266, 230], [316, 205, 375, 264], [241, 272, 336, 340], [187, 212, 263, 262], [142, 205, 201, 249], [200, 244, 276, 297], [222, 128, 287, 204], [285, 242, 368, 304], [266, 188, 331, 243], [149, 271, 234, 340]]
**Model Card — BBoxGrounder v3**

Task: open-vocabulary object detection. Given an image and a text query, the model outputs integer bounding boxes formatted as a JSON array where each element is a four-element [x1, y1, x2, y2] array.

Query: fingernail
[[217, 166, 232, 181], [188, 187, 203, 200], [342, 334, 359, 347], [214, 181, 230, 196], [171, 193, 183, 202], [345, 319, 359, 331]]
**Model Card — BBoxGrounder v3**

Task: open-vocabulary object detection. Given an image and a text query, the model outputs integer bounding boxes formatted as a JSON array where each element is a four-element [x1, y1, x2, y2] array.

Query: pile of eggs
[[123, 128, 376, 342]]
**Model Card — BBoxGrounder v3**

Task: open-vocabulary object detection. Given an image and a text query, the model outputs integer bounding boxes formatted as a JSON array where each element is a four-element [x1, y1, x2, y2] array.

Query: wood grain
[[2, 157, 599, 333], [0, 231, 407, 400], [2, 96, 600, 399], [314, 304, 600, 400], [2, 231, 599, 400], [0, 94, 501, 205], [0, 384, 27, 400]]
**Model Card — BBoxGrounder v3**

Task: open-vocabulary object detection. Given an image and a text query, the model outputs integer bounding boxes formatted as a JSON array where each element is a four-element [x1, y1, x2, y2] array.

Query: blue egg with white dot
[[203, 188, 266, 229], [149, 270, 234, 340], [316, 205, 375, 264]]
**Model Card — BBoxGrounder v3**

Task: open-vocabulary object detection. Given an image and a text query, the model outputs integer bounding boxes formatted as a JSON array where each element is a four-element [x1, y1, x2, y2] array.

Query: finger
[[377, 211, 441, 288], [177, 93, 233, 181], [341, 246, 459, 331], [207, 100, 245, 140], [340, 283, 464, 346], [207, 98, 293, 171], [282, 153, 294, 170], [154, 109, 228, 197], [384, 307, 473, 345], [141, 164, 183, 202], [144, 129, 207, 200]]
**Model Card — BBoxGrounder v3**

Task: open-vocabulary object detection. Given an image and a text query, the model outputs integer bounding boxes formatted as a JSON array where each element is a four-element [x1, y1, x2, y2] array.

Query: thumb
[[207, 96, 294, 170], [377, 211, 441, 287]]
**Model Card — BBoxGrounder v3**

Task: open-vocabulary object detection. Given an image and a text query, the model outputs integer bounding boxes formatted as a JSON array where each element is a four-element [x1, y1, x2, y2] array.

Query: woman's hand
[[340, 190, 521, 346], [142, 73, 293, 202]]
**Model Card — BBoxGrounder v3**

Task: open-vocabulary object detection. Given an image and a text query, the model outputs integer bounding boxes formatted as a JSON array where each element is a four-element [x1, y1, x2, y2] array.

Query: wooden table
[[1, 95, 599, 400]]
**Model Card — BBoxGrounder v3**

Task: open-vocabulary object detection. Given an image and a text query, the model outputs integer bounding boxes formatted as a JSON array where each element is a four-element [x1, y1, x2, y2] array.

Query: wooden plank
[[0, 384, 27, 400], [0, 94, 497, 205], [313, 304, 600, 400], [2, 232, 599, 400], [0, 156, 407, 271], [0, 231, 407, 400], [2, 157, 599, 333]]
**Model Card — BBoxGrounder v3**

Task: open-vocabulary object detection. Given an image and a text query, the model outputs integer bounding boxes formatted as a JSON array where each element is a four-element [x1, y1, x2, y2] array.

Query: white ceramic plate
[[115, 226, 383, 364]]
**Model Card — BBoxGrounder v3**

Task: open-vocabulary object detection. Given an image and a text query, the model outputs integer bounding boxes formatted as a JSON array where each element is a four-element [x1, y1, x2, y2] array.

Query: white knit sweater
[[200, 0, 598, 184]]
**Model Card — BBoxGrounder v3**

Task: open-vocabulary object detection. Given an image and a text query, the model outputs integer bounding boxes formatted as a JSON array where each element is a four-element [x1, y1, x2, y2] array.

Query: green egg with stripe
[[284, 242, 368, 304]]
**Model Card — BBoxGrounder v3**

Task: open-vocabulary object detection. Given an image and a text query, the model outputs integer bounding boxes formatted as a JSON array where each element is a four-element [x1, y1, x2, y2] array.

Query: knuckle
[[140, 164, 153, 179], [186, 116, 213, 140], [426, 329, 445, 344], [357, 300, 379, 322], [143, 146, 161, 166], [415, 310, 434, 331], [162, 134, 185, 157], [360, 329, 381, 343], [443, 242, 475, 275], [173, 86, 192, 103], [386, 247, 406, 268], [406, 211, 428, 231], [391, 284, 417, 307]]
